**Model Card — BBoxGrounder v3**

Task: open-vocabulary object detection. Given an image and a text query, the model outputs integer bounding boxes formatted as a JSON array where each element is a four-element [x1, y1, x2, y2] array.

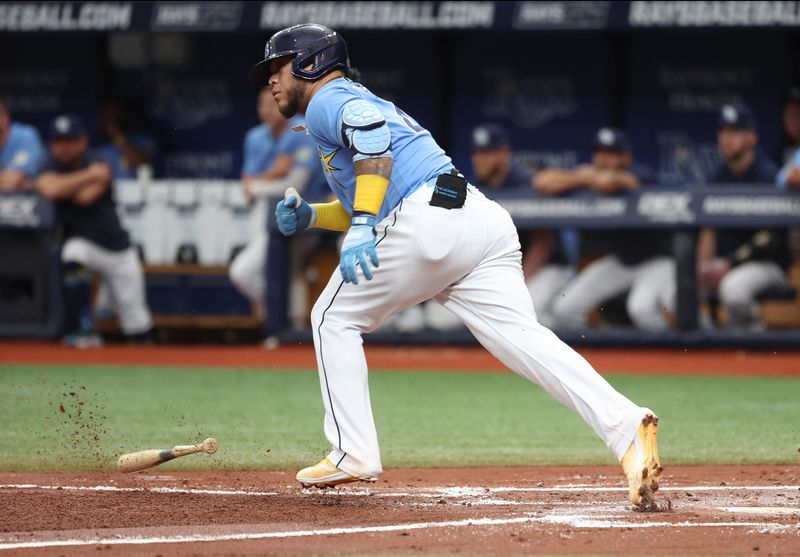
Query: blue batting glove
[[275, 192, 314, 236], [340, 215, 379, 285]]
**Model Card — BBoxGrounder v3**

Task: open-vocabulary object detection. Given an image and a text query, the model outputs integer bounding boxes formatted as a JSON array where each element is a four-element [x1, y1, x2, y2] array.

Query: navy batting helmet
[[249, 23, 350, 86]]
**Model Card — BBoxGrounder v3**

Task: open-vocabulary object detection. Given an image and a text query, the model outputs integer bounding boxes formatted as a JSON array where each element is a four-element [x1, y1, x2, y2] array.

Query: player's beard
[[725, 148, 747, 165], [280, 83, 306, 118]]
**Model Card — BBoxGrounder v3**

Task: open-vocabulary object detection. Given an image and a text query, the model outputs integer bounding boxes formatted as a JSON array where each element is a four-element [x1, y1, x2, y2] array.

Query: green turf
[[1, 364, 798, 471]]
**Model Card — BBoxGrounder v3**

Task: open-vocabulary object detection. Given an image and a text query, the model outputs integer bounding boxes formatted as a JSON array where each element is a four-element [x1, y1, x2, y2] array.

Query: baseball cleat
[[620, 413, 663, 509], [296, 457, 373, 488]]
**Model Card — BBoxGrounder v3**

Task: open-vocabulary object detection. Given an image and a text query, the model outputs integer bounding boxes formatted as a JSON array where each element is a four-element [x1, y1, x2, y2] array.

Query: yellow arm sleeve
[[311, 200, 352, 232], [353, 174, 390, 215]]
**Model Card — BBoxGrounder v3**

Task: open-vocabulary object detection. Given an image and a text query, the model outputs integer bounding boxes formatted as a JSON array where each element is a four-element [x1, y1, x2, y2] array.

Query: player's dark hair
[[345, 66, 361, 83], [0, 97, 8, 116]]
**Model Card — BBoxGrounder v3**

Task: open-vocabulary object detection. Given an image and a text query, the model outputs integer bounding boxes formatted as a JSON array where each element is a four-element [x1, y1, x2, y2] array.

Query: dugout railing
[[1, 183, 799, 347], [265, 184, 800, 348]]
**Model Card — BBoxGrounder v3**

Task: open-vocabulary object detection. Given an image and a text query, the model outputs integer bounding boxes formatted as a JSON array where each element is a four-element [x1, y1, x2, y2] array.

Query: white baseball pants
[[229, 231, 269, 305], [718, 261, 785, 327], [423, 263, 572, 331], [310, 185, 652, 479], [552, 255, 676, 332], [526, 264, 573, 329], [61, 237, 152, 335]]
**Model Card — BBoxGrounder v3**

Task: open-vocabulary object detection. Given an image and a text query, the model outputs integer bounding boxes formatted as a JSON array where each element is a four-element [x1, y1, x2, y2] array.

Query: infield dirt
[[2, 465, 799, 556]]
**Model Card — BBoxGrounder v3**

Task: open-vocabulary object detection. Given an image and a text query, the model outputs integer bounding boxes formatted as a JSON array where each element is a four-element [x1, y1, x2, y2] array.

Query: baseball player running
[[249, 23, 662, 508]]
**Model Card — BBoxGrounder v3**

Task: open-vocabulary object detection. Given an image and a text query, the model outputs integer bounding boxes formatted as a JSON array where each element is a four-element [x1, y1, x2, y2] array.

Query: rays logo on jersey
[[319, 147, 349, 198]]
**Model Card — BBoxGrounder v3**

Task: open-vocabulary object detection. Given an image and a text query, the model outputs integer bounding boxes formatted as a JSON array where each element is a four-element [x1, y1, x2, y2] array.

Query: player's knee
[[310, 297, 327, 330], [551, 295, 584, 330], [228, 256, 250, 292], [310, 297, 357, 334], [626, 294, 667, 331], [718, 275, 751, 307]]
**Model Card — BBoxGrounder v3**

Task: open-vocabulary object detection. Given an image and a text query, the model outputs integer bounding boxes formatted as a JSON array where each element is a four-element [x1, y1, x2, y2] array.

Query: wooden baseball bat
[[117, 437, 218, 473]]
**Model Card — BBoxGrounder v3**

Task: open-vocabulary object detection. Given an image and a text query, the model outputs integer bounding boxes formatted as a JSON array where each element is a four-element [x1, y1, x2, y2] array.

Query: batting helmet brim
[[248, 59, 271, 87]]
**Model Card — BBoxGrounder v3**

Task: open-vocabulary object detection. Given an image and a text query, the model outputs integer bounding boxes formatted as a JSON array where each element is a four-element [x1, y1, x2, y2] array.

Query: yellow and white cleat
[[620, 413, 663, 509], [296, 458, 373, 489]]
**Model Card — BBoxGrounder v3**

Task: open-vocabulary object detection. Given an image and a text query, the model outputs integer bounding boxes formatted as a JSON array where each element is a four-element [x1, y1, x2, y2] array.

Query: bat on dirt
[[117, 437, 218, 473]]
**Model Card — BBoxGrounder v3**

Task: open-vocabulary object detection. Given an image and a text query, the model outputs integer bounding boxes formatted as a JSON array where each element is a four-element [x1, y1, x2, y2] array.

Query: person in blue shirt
[[35, 115, 152, 347], [0, 99, 45, 192], [229, 87, 327, 310], [91, 101, 158, 180], [779, 86, 800, 164], [699, 103, 787, 328], [538, 128, 673, 332], [241, 88, 326, 197], [777, 148, 800, 191], [250, 24, 662, 510], [777, 89, 800, 190]]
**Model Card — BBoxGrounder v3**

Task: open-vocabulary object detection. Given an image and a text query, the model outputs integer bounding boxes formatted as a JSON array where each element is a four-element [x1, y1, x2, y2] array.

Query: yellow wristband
[[311, 200, 352, 231], [353, 174, 390, 215]]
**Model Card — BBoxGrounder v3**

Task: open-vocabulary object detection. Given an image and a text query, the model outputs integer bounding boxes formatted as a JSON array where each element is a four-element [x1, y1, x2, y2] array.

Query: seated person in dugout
[[0, 98, 45, 192], [229, 87, 326, 312], [536, 128, 675, 331], [425, 123, 575, 331], [778, 86, 800, 164], [92, 101, 158, 180], [700, 103, 788, 329], [36, 115, 152, 347], [778, 89, 800, 191]]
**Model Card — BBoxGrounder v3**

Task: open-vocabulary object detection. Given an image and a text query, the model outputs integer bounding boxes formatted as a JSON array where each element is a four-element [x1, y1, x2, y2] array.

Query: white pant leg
[[309, 186, 651, 477], [718, 261, 786, 326], [551, 255, 634, 330], [228, 232, 268, 305], [309, 187, 499, 477], [436, 253, 651, 461], [94, 281, 113, 314], [626, 257, 675, 331], [62, 238, 152, 335], [526, 264, 573, 329]]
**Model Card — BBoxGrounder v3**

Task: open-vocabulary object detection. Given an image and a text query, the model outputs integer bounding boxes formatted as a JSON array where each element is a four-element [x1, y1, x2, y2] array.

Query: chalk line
[[0, 513, 793, 551]]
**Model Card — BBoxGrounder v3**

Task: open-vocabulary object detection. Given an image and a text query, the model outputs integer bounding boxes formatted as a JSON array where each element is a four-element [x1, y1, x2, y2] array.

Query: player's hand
[[590, 171, 624, 193], [0, 169, 25, 191], [275, 189, 313, 236], [574, 164, 597, 187], [339, 215, 378, 285], [89, 162, 112, 184], [786, 166, 800, 190], [698, 258, 731, 291]]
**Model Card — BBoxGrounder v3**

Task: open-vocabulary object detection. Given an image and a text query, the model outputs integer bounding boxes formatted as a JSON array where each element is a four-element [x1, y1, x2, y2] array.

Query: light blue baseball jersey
[[0, 122, 45, 177], [92, 132, 158, 179], [243, 115, 327, 200], [243, 115, 310, 175], [777, 148, 800, 190], [304, 78, 454, 222]]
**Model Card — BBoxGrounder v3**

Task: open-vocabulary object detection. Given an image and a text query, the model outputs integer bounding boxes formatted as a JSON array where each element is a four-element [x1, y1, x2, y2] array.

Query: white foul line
[[3, 483, 798, 498], [490, 485, 800, 494], [0, 484, 277, 497], [718, 507, 800, 516], [0, 514, 793, 551]]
